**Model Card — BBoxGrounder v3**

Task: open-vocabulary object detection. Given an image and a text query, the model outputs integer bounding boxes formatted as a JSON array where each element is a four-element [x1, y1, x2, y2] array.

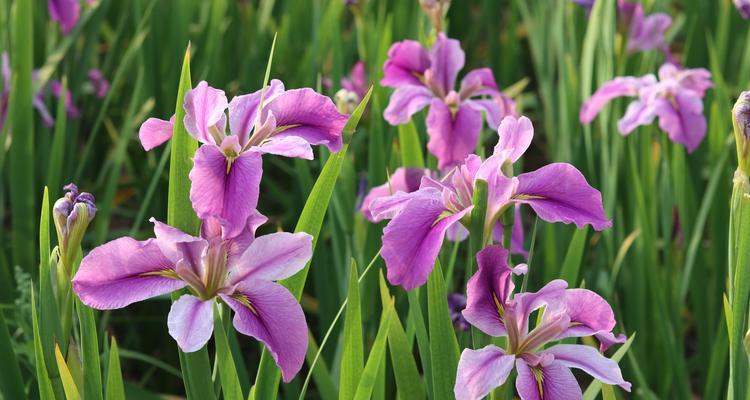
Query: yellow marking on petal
[[532, 367, 545, 399], [513, 194, 546, 201], [139, 269, 181, 279], [231, 292, 259, 317], [570, 321, 584, 326], [492, 292, 505, 319], [271, 123, 302, 136]]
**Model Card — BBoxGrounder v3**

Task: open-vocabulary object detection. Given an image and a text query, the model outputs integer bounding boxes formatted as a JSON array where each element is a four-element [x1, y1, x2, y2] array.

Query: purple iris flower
[[341, 61, 368, 101], [581, 63, 713, 152], [49, 0, 80, 34], [369, 116, 610, 290], [454, 245, 630, 400], [447, 293, 470, 331], [73, 214, 312, 382], [87, 69, 109, 98], [736, 0, 750, 19], [1, 53, 9, 130], [381, 33, 516, 170], [139, 80, 348, 237]]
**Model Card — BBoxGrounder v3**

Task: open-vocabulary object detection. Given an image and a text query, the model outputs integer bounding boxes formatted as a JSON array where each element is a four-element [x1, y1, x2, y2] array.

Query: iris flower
[[369, 116, 610, 290], [381, 33, 516, 170], [73, 215, 312, 382], [581, 63, 713, 152], [454, 245, 630, 400], [139, 80, 348, 236], [341, 61, 368, 101], [736, 0, 750, 19], [49, 0, 80, 34]]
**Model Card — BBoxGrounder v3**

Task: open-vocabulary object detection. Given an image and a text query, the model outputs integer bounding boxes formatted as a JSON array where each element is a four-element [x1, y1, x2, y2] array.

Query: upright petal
[[381, 40, 431, 88], [464, 94, 516, 131], [381, 196, 473, 290], [228, 79, 285, 146], [428, 33, 465, 95], [427, 101, 483, 170], [580, 75, 656, 124], [139, 116, 174, 151], [263, 88, 347, 152], [463, 245, 519, 336], [189, 146, 263, 238], [627, 12, 672, 53], [655, 92, 706, 153], [494, 115, 534, 163], [514, 163, 612, 230], [454, 346, 516, 400], [342, 61, 368, 99], [360, 167, 432, 222], [49, 0, 80, 34], [617, 99, 658, 134], [383, 85, 435, 125], [459, 68, 499, 98], [73, 238, 186, 309], [184, 81, 228, 144], [515, 359, 582, 400], [167, 295, 214, 352], [220, 280, 308, 382], [150, 218, 207, 278], [229, 232, 313, 285], [546, 344, 632, 391], [554, 288, 617, 339]]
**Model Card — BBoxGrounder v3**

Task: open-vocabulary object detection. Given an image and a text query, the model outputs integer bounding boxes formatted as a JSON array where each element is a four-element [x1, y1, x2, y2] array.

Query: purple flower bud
[[733, 91, 750, 173], [447, 293, 470, 331], [54, 183, 97, 265], [736, 0, 750, 19]]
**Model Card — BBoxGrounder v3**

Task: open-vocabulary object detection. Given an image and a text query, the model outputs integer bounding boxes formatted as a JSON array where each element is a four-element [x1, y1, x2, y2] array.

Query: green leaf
[[427, 261, 460, 400], [378, 273, 426, 400], [0, 308, 25, 399], [55, 343, 82, 400], [582, 333, 636, 400], [339, 261, 364, 400], [253, 87, 372, 399], [398, 120, 424, 168], [31, 284, 55, 400], [353, 292, 393, 400], [214, 304, 244, 400], [304, 334, 338, 400], [76, 299, 103, 400], [105, 337, 126, 400], [559, 227, 589, 285]]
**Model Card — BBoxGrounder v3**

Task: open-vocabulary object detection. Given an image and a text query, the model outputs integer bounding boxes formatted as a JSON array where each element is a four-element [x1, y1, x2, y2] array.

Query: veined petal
[[514, 163, 611, 230], [515, 358, 582, 400], [580, 75, 656, 124], [617, 99, 658, 134], [229, 232, 313, 284], [360, 167, 433, 222], [464, 95, 516, 131], [201, 211, 268, 266], [428, 33, 465, 95], [49, 0, 80, 34], [167, 295, 214, 352], [184, 81, 228, 144], [220, 280, 308, 383], [427, 101, 483, 171], [595, 331, 628, 352], [454, 346, 515, 400], [554, 288, 617, 339], [72, 237, 186, 310], [342, 61, 368, 99], [139, 116, 174, 151], [368, 187, 442, 222], [255, 136, 314, 160], [494, 116, 534, 163], [655, 92, 706, 153], [547, 344, 631, 391], [228, 79, 285, 147], [381, 40, 431, 88], [150, 218, 207, 278], [459, 68, 499, 98], [262, 88, 347, 152], [189, 146, 263, 239], [382, 196, 472, 290], [383, 85, 435, 125]]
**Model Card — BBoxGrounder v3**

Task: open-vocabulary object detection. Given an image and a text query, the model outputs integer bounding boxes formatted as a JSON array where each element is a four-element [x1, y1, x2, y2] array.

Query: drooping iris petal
[[360, 167, 432, 222], [617, 99, 657, 134], [189, 146, 263, 239], [262, 88, 347, 152], [49, 0, 80, 34], [579, 75, 656, 124], [506, 280, 568, 337], [463, 245, 521, 336], [546, 344, 632, 391], [515, 358, 582, 400], [381, 40, 431, 88], [553, 288, 617, 339], [220, 280, 308, 383], [495, 116, 534, 163], [595, 331, 628, 352], [381, 196, 473, 290], [183, 81, 228, 144], [627, 11, 672, 53], [655, 91, 706, 153], [464, 96, 513, 132], [454, 346, 516, 400], [514, 163, 612, 231], [73, 238, 186, 309], [459, 68, 499, 98], [427, 100, 483, 170], [167, 295, 214, 352], [139, 116, 174, 151], [368, 187, 442, 223], [255, 136, 314, 160], [228, 79, 285, 146], [229, 232, 313, 285], [383, 85, 435, 125], [428, 33, 465, 96]]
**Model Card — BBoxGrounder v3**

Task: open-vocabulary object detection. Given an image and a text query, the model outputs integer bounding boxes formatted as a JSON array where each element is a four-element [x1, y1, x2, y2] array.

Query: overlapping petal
[[454, 346, 516, 400], [383, 85, 434, 125], [426, 100, 483, 170], [515, 359, 582, 400], [184, 81, 228, 144], [428, 34, 465, 96], [580, 75, 656, 123], [381, 40, 431, 88], [229, 232, 312, 285], [228, 79, 285, 146], [360, 167, 432, 222], [167, 295, 214, 352], [547, 344, 632, 391]]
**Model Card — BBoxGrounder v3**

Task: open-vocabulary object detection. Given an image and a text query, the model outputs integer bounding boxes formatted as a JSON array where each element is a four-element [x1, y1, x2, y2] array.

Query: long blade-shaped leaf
[[76, 299, 103, 400], [560, 227, 589, 285], [353, 289, 393, 400], [0, 308, 25, 399], [214, 304, 244, 400], [427, 261, 459, 400], [340, 261, 364, 400], [55, 343, 82, 400], [31, 284, 55, 400], [105, 337, 126, 400]]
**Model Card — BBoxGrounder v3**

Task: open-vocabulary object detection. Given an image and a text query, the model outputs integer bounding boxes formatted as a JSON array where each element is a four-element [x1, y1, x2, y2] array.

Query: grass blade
[[398, 121, 425, 168], [353, 288, 393, 400], [427, 261, 460, 400], [76, 299, 103, 400], [559, 227, 589, 285], [105, 337, 126, 400], [31, 284, 55, 400], [55, 342, 81, 400], [214, 304, 244, 400], [339, 261, 364, 400]]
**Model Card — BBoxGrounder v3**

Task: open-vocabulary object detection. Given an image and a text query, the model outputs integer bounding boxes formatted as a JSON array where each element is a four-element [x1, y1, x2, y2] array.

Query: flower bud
[[736, 0, 750, 19], [420, 0, 450, 32], [53, 183, 97, 272], [733, 92, 750, 174], [335, 88, 359, 115]]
